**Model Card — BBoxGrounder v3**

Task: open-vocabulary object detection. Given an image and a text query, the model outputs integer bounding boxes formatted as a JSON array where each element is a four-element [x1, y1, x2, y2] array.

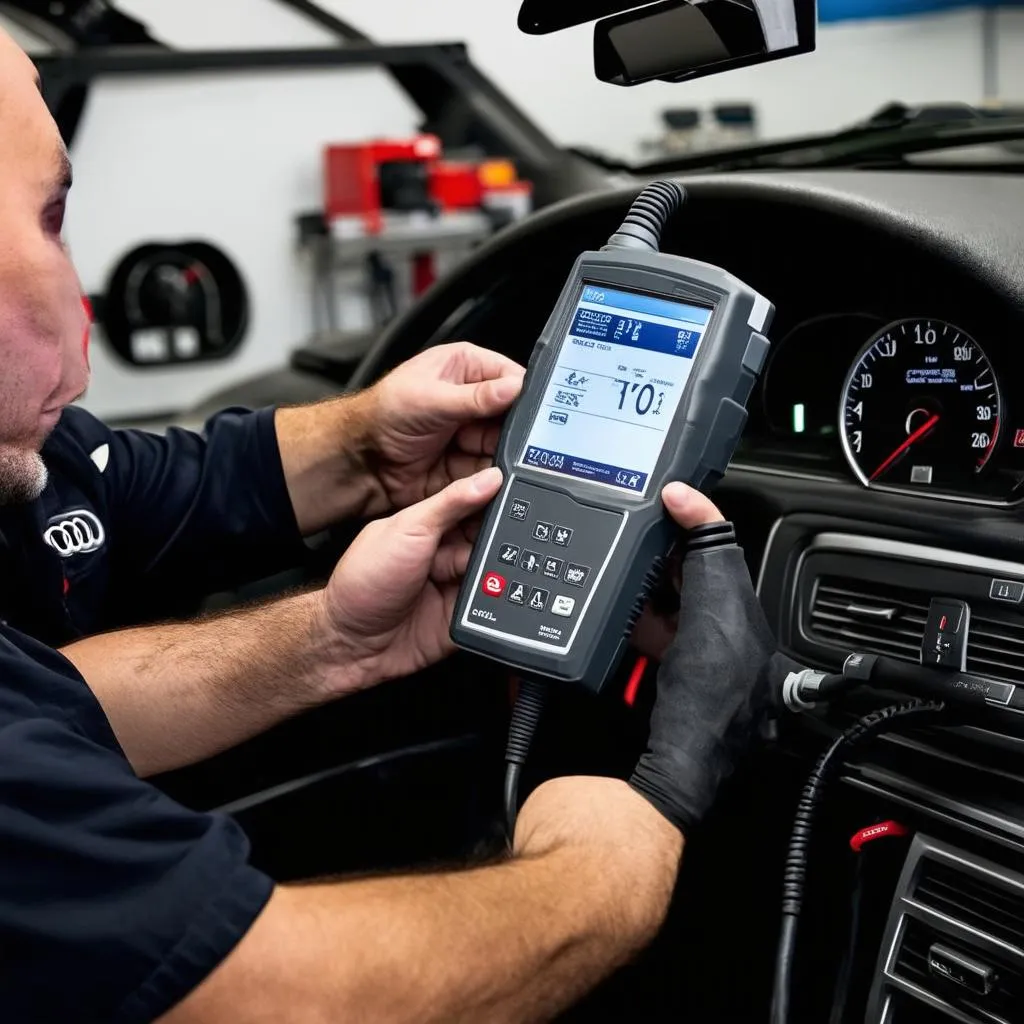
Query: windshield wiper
[[635, 113, 1024, 174]]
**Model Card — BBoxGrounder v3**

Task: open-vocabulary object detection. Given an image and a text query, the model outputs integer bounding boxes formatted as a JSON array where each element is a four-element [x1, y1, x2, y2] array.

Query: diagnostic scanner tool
[[450, 182, 774, 692]]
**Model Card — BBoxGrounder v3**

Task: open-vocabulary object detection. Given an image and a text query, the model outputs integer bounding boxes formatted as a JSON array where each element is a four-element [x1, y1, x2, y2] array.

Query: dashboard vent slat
[[806, 575, 1024, 687], [811, 608, 927, 644], [967, 636, 1024, 660], [969, 625, 1024, 648], [895, 918, 1022, 1022], [816, 582, 930, 616], [968, 651, 1024, 680], [890, 994, 966, 1023], [914, 860, 1024, 952]]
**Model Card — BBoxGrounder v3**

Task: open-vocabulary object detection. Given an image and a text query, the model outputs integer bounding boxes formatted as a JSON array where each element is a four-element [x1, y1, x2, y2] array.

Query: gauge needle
[[870, 413, 941, 482]]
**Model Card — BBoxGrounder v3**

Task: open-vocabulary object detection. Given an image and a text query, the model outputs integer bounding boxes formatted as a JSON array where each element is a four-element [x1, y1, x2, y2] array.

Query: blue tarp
[[820, 0, 1024, 22]]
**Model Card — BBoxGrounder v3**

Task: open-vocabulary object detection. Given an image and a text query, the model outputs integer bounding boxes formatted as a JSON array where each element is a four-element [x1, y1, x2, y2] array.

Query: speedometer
[[840, 319, 1001, 491]]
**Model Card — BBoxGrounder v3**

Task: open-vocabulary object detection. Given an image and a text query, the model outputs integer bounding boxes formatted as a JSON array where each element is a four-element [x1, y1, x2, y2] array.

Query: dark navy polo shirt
[[0, 406, 307, 1020], [0, 405, 307, 645], [0, 624, 274, 1023]]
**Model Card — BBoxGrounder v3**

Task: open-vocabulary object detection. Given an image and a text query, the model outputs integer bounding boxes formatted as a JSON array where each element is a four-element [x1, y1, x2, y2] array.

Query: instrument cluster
[[740, 312, 1024, 504]]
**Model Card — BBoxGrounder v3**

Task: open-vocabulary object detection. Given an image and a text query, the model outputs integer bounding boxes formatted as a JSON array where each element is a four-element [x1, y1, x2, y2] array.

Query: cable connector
[[782, 669, 827, 711], [781, 668, 845, 711], [781, 648, 1010, 714]]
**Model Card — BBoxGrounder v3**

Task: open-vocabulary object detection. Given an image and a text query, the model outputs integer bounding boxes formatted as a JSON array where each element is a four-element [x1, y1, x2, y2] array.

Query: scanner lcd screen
[[519, 285, 710, 495]]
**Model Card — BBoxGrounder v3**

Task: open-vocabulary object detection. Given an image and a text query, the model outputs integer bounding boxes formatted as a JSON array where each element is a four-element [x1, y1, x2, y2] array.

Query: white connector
[[782, 669, 830, 712]]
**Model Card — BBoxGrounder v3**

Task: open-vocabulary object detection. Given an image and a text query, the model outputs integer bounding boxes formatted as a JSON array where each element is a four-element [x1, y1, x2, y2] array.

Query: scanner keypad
[[468, 481, 623, 648]]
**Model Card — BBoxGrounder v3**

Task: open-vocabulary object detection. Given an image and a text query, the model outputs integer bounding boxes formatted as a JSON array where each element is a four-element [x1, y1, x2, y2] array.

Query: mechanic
[[1, 27, 782, 1022], [0, 25, 528, 779]]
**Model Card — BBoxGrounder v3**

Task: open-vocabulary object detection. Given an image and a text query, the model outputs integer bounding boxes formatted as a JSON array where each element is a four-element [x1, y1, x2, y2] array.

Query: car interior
[[12, 1, 1024, 1021], [149, 170, 1024, 1024]]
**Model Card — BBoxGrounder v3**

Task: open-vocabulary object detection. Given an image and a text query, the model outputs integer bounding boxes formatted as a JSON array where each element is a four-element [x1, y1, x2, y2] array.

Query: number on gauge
[[840, 319, 1000, 490]]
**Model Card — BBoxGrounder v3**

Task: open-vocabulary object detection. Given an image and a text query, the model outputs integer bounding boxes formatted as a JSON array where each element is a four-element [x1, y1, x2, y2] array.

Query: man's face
[[0, 30, 89, 503]]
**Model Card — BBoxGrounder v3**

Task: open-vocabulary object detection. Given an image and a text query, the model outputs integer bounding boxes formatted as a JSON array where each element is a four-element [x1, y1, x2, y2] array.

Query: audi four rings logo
[[43, 510, 106, 557]]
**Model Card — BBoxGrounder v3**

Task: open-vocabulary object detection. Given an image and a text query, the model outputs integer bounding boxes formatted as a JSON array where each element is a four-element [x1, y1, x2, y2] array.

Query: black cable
[[773, 915, 799, 1024], [829, 854, 864, 1024], [603, 180, 686, 253], [816, 673, 849, 699], [770, 699, 946, 1024], [503, 763, 524, 838], [503, 677, 548, 839]]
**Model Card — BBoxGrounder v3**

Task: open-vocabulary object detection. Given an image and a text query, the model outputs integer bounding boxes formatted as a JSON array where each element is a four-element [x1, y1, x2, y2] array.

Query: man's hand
[[63, 466, 501, 777], [364, 343, 524, 511], [316, 465, 504, 694], [276, 343, 523, 535], [628, 483, 781, 835]]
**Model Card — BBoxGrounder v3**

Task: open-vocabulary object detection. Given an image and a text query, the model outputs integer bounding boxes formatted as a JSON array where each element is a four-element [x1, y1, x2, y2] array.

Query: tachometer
[[840, 319, 1001, 491]]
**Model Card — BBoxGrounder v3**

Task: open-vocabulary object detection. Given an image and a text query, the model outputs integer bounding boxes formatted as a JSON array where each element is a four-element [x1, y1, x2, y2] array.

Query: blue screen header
[[569, 310, 701, 358], [581, 285, 710, 326]]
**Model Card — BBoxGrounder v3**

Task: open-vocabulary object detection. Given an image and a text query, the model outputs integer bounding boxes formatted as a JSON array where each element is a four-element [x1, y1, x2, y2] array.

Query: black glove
[[629, 522, 795, 834]]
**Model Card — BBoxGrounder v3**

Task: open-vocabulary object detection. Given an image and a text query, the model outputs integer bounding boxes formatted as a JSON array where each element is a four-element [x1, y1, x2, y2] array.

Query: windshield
[[334, 0, 1024, 168], [11, 1, 1024, 172]]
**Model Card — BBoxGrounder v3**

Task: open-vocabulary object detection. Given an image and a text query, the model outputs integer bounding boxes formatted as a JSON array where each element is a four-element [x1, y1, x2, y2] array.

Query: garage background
[[3, 0, 1023, 421]]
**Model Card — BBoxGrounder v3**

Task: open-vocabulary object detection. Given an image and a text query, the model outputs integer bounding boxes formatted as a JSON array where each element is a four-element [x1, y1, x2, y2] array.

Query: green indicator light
[[792, 403, 806, 434]]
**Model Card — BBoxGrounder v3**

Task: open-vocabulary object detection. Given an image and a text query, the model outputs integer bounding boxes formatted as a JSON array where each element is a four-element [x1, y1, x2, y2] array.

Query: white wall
[[328, 1, 999, 149], [60, 68, 419, 419], [108, 1, 1023, 150], [4, 1, 1023, 419], [997, 9, 1024, 98]]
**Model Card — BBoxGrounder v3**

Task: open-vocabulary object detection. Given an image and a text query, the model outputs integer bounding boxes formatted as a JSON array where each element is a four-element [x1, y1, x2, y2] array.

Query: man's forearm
[[61, 592, 351, 777], [162, 781, 683, 1024], [269, 848, 668, 1023], [275, 391, 387, 535]]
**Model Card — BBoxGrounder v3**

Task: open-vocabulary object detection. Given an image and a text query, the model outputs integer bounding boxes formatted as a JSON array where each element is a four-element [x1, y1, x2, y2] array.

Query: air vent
[[890, 994, 963, 1024], [914, 859, 1024, 952], [895, 919, 1022, 1022], [809, 577, 927, 660], [807, 575, 1024, 685], [868, 839, 1024, 1024]]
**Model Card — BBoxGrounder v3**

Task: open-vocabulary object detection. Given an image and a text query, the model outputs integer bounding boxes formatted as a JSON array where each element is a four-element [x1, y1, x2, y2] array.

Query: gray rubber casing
[[450, 248, 774, 692]]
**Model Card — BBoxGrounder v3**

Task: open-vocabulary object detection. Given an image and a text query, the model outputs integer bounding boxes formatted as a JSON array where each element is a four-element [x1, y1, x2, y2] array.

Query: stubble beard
[[0, 445, 48, 504]]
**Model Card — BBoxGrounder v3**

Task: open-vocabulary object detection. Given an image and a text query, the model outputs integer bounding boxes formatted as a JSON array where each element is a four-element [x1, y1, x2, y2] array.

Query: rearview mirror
[[519, 0, 816, 87]]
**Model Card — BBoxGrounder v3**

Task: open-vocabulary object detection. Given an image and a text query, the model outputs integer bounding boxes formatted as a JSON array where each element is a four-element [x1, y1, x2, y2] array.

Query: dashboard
[[741, 310, 1024, 503], [353, 168, 1024, 700], [348, 169, 1024, 1023], [358, 167, 1024, 513]]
